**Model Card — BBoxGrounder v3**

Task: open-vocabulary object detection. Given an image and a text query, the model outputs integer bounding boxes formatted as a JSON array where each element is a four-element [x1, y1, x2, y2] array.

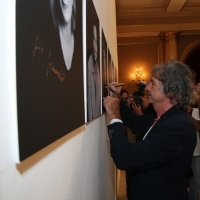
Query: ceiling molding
[[115, 0, 200, 43], [117, 36, 162, 45], [166, 0, 186, 12], [117, 22, 200, 34]]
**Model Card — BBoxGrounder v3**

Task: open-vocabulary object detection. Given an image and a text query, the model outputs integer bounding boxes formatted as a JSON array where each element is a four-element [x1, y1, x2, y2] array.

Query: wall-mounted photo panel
[[16, 0, 84, 161], [114, 65, 118, 83], [101, 28, 108, 113], [86, 0, 101, 122], [111, 59, 115, 82], [107, 49, 115, 97], [107, 49, 112, 84]]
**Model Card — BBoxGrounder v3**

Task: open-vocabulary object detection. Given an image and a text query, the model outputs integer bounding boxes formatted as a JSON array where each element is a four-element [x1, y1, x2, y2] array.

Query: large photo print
[[16, 0, 84, 161], [101, 29, 108, 113], [86, 0, 101, 122]]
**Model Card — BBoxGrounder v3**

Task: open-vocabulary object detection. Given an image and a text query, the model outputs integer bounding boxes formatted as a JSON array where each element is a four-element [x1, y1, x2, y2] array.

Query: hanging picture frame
[[16, 0, 85, 161], [86, 0, 101, 122]]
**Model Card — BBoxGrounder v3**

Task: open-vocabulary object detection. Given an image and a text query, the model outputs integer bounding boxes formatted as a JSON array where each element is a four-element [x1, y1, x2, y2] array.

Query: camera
[[133, 95, 143, 107], [132, 81, 147, 107], [137, 81, 147, 93]]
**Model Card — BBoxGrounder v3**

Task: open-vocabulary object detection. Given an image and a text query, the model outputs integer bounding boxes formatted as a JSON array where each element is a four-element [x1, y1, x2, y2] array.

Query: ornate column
[[164, 32, 178, 61]]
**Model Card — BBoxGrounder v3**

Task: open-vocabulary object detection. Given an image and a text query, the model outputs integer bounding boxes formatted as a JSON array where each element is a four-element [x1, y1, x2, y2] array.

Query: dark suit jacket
[[107, 100, 196, 200]]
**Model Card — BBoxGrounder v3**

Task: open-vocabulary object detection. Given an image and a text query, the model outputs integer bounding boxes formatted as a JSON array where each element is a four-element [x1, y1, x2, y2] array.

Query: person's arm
[[103, 84, 154, 133], [131, 101, 143, 115], [120, 99, 154, 133], [191, 108, 200, 134], [190, 117, 200, 131], [108, 114, 196, 171]]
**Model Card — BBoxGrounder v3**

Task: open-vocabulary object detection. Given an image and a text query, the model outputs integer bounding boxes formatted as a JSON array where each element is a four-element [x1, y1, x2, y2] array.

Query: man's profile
[[87, 25, 101, 121]]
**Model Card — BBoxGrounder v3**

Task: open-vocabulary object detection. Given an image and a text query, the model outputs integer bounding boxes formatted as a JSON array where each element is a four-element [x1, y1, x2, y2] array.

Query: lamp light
[[132, 66, 145, 84]]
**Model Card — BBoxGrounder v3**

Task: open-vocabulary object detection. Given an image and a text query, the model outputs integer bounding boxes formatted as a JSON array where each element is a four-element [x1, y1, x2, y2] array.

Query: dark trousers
[[125, 169, 132, 200]]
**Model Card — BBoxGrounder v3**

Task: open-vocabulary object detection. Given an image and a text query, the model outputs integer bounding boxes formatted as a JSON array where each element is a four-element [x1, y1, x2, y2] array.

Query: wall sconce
[[132, 66, 145, 84]]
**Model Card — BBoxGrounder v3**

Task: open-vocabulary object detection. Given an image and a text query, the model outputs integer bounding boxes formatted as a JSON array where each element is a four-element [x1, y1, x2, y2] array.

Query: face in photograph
[[61, 0, 73, 23], [101, 31, 107, 86], [101, 30, 107, 110], [93, 25, 98, 61], [86, 0, 101, 121], [87, 24, 101, 121], [111, 61, 114, 82], [107, 51, 112, 84], [50, 0, 76, 70], [16, 0, 84, 160], [103, 49, 107, 84]]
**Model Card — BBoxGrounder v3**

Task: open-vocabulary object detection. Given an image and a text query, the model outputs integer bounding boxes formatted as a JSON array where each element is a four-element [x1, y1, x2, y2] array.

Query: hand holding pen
[[105, 82, 124, 97]]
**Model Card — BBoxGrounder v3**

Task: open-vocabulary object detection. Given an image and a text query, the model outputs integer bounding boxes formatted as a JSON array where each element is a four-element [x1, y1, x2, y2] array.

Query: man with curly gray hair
[[103, 60, 197, 200]]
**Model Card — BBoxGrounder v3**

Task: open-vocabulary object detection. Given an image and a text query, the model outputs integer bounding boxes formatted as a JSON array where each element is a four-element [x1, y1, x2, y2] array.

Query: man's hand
[[103, 96, 121, 120], [107, 82, 121, 98]]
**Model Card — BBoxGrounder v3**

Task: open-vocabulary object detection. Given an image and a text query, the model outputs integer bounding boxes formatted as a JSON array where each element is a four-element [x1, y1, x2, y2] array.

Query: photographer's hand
[[103, 96, 121, 120], [132, 101, 143, 115], [127, 95, 134, 107]]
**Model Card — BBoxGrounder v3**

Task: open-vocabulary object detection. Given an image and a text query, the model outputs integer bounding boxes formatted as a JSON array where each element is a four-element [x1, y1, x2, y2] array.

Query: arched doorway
[[180, 40, 200, 83]]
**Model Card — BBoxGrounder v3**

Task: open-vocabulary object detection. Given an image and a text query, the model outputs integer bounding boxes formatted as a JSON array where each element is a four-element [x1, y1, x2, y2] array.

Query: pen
[[105, 83, 124, 89]]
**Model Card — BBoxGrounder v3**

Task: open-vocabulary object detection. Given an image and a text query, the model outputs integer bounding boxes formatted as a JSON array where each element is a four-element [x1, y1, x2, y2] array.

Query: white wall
[[0, 0, 118, 199]]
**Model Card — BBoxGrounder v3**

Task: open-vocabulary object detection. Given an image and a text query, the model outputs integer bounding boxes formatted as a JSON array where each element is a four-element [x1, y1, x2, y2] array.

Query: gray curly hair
[[152, 60, 197, 108]]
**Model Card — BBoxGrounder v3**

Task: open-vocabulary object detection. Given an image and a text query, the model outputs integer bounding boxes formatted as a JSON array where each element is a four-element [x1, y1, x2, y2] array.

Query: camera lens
[[138, 81, 147, 93]]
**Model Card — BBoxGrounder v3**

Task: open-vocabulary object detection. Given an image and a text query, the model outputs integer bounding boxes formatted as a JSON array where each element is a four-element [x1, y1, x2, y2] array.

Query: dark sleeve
[[108, 117, 196, 171], [120, 100, 155, 133]]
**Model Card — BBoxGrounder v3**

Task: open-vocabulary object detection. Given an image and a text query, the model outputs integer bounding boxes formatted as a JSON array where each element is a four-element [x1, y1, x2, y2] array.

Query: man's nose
[[145, 83, 150, 90]]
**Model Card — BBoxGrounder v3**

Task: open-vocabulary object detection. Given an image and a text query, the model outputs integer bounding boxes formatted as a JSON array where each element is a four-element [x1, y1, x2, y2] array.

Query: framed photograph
[[111, 59, 115, 82], [107, 48, 112, 84], [114, 65, 118, 83], [86, 0, 101, 122], [101, 28, 108, 112], [16, 0, 84, 161]]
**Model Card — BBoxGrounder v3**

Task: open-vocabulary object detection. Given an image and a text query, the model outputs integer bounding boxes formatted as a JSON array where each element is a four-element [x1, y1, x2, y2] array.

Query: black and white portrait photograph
[[16, 0, 84, 161], [50, 0, 76, 70], [86, 0, 101, 122], [107, 49, 115, 97], [107, 48, 112, 84], [111, 59, 115, 82], [114, 65, 118, 83], [101, 28, 108, 112]]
